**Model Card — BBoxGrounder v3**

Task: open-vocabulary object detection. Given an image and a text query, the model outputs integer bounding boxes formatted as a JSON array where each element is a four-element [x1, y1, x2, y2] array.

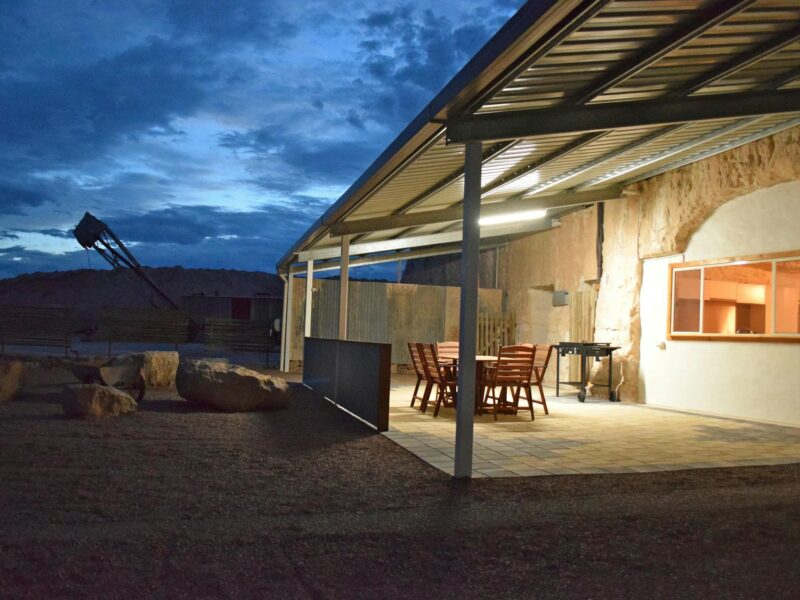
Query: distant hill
[[0, 267, 283, 329]]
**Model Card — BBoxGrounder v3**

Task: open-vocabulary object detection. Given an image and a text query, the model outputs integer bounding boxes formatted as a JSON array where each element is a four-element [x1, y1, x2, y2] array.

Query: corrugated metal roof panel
[[280, 0, 800, 269]]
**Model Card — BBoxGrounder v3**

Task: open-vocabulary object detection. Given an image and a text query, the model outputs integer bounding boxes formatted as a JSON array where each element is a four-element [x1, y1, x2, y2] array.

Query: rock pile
[[61, 384, 137, 417], [176, 360, 290, 412]]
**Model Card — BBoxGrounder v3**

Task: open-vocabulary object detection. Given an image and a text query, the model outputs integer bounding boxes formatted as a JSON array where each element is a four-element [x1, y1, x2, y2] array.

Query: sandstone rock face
[[176, 360, 290, 412], [0, 360, 24, 402], [591, 125, 800, 402], [61, 384, 137, 417], [637, 126, 800, 259], [591, 197, 642, 401], [142, 352, 179, 387]]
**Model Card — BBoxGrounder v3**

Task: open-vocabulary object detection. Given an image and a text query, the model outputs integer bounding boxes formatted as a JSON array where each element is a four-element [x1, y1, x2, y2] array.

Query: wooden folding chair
[[482, 345, 535, 420], [418, 342, 458, 417], [436, 341, 459, 361], [528, 344, 555, 415], [408, 342, 433, 412]]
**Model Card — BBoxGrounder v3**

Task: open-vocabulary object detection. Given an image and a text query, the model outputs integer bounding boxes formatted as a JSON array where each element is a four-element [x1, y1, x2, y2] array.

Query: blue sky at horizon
[[0, 0, 525, 279]]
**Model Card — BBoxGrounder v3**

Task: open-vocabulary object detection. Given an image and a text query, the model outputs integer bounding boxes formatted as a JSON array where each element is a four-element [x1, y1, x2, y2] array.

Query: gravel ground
[[1, 383, 799, 599]]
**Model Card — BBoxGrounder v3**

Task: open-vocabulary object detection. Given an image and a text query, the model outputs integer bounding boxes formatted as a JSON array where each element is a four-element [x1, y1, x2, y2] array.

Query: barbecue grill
[[556, 342, 621, 402]]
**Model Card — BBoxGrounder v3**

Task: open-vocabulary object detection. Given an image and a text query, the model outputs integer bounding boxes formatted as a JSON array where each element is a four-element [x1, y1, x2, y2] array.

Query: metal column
[[454, 141, 482, 478], [282, 270, 295, 372], [279, 274, 289, 372], [304, 259, 314, 338], [338, 236, 350, 340]]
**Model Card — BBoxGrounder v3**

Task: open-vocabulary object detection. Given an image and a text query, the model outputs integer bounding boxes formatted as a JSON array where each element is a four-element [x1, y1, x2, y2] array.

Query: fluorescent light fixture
[[479, 209, 547, 227]]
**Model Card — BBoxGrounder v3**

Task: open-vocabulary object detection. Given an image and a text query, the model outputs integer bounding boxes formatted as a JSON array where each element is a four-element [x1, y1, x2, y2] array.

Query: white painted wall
[[639, 181, 800, 426]]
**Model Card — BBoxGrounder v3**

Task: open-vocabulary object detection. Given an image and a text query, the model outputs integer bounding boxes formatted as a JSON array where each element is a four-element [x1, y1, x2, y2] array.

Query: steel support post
[[304, 259, 314, 338], [279, 274, 289, 371], [283, 271, 295, 371], [338, 236, 350, 340], [454, 141, 482, 478]]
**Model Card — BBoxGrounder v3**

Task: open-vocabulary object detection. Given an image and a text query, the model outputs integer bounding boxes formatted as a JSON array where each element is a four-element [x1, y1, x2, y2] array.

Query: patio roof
[[277, 0, 800, 274]]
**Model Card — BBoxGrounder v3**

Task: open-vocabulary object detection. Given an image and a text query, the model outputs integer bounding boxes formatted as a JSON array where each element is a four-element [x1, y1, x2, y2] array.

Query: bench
[[0, 305, 75, 356]]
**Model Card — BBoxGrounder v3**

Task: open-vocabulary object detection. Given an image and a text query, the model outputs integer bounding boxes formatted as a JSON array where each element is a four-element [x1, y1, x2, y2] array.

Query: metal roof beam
[[298, 218, 559, 262], [456, 19, 800, 204], [330, 186, 622, 236], [678, 23, 800, 96], [390, 140, 515, 217], [369, 1, 751, 238], [302, 240, 509, 274], [570, 117, 761, 191], [572, 0, 757, 106], [445, 89, 800, 143]]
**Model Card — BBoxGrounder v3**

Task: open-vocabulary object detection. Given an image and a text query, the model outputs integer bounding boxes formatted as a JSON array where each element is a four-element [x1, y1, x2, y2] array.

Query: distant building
[[180, 293, 282, 324]]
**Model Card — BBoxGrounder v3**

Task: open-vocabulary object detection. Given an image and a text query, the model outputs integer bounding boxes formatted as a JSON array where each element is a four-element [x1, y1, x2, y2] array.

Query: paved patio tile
[[384, 377, 800, 479]]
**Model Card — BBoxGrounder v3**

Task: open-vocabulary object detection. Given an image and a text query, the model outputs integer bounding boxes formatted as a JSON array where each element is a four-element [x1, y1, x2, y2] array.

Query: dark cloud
[[165, 0, 298, 47], [355, 7, 496, 126], [219, 127, 381, 193], [0, 199, 330, 278], [0, 181, 49, 215], [0, 38, 212, 166], [0, 0, 523, 278]]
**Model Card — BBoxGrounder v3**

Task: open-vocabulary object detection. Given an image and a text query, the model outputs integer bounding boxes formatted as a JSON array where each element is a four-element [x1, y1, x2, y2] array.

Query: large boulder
[[176, 360, 290, 412], [61, 384, 137, 417], [110, 351, 178, 388], [0, 360, 24, 402], [142, 352, 179, 387]]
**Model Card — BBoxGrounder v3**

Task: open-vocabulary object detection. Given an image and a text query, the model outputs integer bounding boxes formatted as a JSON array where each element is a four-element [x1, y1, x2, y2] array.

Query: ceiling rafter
[[677, 23, 800, 96], [410, 0, 764, 237], [571, 0, 758, 105], [487, 24, 800, 200]]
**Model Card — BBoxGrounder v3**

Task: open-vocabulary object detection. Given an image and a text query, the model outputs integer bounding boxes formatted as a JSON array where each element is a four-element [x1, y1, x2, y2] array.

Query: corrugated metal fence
[[291, 279, 510, 364]]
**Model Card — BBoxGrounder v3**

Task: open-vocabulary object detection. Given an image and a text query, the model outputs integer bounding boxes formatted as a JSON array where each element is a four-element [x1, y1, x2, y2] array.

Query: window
[[775, 260, 800, 334], [668, 252, 800, 341]]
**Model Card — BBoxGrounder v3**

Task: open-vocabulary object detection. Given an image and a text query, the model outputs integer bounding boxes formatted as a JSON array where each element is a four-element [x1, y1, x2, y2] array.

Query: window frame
[[667, 249, 800, 343]]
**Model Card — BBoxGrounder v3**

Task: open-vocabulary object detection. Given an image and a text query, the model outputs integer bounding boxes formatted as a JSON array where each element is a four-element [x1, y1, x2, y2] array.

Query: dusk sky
[[0, 0, 524, 279]]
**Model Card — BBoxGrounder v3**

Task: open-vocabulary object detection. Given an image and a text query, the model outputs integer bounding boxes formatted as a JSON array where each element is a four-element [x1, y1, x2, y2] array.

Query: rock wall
[[499, 205, 599, 384], [637, 126, 800, 259], [592, 198, 641, 400], [594, 125, 800, 401], [500, 125, 800, 401]]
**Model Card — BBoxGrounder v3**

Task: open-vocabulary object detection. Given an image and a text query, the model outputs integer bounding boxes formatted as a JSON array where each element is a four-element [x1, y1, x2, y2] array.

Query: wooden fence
[[289, 279, 510, 364], [568, 289, 598, 380], [0, 305, 75, 355], [204, 318, 276, 354], [477, 310, 516, 357], [96, 308, 191, 349]]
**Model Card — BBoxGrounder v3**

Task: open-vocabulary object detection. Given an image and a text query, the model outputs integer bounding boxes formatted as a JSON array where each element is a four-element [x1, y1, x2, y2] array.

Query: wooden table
[[438, 353, 497, 412]]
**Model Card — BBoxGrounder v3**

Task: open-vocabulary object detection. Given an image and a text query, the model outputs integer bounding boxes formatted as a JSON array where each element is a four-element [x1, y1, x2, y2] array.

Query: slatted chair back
[[418, 343, 443, 384], [491, 344, 535, 386], [408, 342, 426, 380], [418, 342, 457, 417], [436, 340, 459, 359], [532, 344, 554, 379]]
